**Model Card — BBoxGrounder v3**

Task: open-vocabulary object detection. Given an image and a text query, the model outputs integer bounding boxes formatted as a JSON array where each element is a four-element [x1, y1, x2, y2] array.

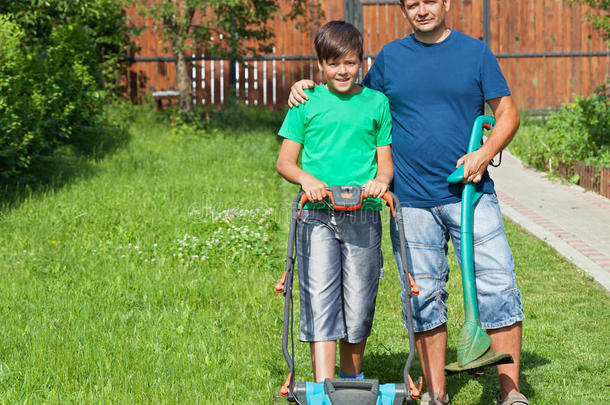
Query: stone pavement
[[490, 151, 610, 291]]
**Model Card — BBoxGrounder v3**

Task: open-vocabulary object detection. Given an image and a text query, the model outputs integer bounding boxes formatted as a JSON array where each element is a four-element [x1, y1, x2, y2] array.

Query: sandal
[[497, 392, 529, 405]]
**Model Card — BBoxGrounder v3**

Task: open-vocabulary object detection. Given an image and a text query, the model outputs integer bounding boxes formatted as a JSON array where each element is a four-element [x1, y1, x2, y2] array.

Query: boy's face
[[400, 0, 450, 35], [318, 51, 361, 94]]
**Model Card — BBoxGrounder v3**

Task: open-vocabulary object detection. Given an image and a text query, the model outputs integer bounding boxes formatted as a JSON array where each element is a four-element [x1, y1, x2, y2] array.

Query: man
[[288, 1, 526, 404]]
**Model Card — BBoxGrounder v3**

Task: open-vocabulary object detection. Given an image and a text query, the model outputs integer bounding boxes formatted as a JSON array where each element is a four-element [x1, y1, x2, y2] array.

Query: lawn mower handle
[[298, 185, 398, 215], [276, 189, 422, 401]]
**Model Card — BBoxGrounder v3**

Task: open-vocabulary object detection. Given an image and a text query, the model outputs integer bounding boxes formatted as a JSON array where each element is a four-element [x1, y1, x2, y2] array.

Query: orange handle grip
[[280, 373, 292, 397], [408, 273, 419, 296], [298, 193, 309, 216], [408, 375, 423, 400], [274, 271, 288, 294], [380, 192, 395, 217]]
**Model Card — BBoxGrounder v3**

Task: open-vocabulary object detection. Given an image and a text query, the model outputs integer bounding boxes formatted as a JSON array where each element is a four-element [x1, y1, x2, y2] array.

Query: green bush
[[510, 83, 610, 172], [0, 1, 131, 178], [546, 83, 609, 166], [0, 16, 104, 177]]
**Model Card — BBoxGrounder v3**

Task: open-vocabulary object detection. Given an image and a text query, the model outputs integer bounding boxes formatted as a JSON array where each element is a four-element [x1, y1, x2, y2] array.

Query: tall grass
[[0, 105, 607, 404]]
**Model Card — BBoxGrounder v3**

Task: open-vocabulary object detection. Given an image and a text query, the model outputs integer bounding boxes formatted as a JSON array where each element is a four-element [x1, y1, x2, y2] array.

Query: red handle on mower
[[274, 271, 288, 294], [280, 373, 292, 397], [409, 375, 424, 400], [299, 186, 394, 215]]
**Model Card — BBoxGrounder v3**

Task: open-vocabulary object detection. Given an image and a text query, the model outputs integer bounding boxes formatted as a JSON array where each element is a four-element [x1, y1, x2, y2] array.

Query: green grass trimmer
[[445, 115, 514, 375]]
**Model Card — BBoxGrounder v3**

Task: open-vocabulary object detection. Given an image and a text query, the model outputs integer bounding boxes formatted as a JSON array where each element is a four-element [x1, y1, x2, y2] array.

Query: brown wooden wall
[[124, 0, 609, 110]]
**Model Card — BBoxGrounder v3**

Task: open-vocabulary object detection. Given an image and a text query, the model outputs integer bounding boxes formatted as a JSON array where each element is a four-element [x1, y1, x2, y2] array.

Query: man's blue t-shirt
[[362, 30, 510, 207]]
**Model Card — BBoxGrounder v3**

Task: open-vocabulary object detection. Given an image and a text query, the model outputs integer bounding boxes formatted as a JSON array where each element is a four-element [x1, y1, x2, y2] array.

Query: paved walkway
[[490, 151, 610, 291]]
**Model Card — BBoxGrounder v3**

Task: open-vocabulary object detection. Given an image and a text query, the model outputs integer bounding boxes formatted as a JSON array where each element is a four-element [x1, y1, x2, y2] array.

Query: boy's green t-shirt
[[278, 84, 392, 210]]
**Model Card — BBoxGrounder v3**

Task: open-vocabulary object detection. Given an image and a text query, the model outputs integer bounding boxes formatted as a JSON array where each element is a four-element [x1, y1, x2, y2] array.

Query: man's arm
[[456, 95, 520, 183]]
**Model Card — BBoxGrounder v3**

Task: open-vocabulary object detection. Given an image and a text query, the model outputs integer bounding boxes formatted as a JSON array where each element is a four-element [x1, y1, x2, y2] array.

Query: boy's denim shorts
[[390, 193, 524, 333], [296, 209, 383, 343]]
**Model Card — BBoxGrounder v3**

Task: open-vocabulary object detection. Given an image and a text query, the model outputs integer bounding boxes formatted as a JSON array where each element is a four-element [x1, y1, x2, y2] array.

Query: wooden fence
[[556, 161, 610, 198], [124, 0, 610, 110]]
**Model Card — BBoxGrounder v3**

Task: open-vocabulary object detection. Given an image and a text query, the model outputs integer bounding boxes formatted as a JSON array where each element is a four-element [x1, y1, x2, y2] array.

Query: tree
[[130, 0, 322, 112], [569, 0, 610, 45]]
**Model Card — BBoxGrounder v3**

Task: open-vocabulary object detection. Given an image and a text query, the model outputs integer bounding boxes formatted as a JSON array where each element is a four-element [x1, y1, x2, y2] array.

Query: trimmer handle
[[447, 116, 495, 184]]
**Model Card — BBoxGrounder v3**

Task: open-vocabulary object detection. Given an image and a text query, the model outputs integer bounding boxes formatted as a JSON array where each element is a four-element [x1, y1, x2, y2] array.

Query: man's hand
[[301, 177, 328, 202], [288, 79, 316, 108], [455, 149, 493, 183], [362, 179, 389, 199], [456, 95, 520, 183]]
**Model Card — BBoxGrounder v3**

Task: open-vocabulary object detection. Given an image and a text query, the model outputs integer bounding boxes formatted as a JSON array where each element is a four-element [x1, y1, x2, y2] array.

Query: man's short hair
[[314, 21, 363, 63]]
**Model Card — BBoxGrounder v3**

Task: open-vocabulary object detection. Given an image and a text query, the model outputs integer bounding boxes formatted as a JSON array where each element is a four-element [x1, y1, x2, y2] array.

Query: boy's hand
[[301, 177, 328, 202], [288, 80, 316, 108], [362, 179, 388, 199]]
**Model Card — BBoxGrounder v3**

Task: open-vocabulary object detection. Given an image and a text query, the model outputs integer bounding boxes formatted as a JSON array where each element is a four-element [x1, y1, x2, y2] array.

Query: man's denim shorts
[[390, 193, 524, 333], [296, 209, 383, 343]]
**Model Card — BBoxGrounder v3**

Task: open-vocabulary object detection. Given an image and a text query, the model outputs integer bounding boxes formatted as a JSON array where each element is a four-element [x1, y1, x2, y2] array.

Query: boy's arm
[[287, 80, 317, 108], [276, 138, 328, 201], [363, 145, 393, 199]]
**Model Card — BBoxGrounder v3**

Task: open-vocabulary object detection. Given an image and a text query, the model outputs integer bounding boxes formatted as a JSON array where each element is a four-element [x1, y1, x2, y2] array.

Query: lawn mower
[[444, 115, 514, 374], [273, 185, 423, 404]]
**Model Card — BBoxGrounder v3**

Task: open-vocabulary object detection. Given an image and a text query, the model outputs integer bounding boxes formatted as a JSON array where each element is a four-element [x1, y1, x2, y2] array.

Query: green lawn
[[0, 106, 608, 404]]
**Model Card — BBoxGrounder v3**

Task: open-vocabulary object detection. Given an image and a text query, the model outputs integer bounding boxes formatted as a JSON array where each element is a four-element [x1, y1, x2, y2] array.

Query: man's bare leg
[[339, 340, 367, 376], [310, 341, 336, 382], [488, 322, 523, 400], [415, 324, 448, 399]]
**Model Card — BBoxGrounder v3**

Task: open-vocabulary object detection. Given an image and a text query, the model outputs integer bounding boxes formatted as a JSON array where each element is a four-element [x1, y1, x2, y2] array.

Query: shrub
[[0, 16, 105, 177], [510, 83, 610, 173], [546, 83, 609, 166]]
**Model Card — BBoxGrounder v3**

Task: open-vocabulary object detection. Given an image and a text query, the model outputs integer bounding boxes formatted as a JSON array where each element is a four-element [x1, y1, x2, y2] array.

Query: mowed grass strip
[[0, 107, 608, 404]]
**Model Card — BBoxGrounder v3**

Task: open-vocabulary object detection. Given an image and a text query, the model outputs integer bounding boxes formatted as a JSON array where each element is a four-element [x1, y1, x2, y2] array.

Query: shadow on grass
[[442, 348, 547, 404], [269, 346, 547, 403], [362, 347, 547, 403], [167, 98, 286, 136], [0, 121, 131, 210]]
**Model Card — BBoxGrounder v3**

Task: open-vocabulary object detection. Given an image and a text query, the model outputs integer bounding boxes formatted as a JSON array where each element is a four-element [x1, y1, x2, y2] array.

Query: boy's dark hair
[[314, 21, 363, 63]]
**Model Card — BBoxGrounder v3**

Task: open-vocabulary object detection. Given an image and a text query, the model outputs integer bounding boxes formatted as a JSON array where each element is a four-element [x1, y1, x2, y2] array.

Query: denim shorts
[[390, 193, 524, 333], [296, 210, 383, 343]]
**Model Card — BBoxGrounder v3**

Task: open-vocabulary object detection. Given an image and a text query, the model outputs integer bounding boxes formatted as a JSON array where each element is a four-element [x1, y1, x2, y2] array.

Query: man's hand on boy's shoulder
[[288, 80, 317, 108]]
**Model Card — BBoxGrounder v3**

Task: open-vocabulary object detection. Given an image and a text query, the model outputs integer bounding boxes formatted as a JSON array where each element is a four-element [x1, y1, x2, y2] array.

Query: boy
[[276, 21, 393, 383]]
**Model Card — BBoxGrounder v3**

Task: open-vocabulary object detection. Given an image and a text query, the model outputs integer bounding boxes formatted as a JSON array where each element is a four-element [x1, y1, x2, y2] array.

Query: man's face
[[400, 0, 450, 34], [318, 51, 361, 94]]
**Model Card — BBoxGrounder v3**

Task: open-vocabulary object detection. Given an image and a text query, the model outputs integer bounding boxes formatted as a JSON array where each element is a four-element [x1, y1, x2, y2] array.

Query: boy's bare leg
[[310, 341, 337, 382], [488, 322, 522, 400], [339, 340, 367, 375], [415, 324, 447, 399]]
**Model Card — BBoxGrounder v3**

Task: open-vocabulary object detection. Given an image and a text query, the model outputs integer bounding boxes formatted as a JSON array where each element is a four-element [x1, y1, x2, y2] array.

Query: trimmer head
[[445, 348, 513, 375]]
